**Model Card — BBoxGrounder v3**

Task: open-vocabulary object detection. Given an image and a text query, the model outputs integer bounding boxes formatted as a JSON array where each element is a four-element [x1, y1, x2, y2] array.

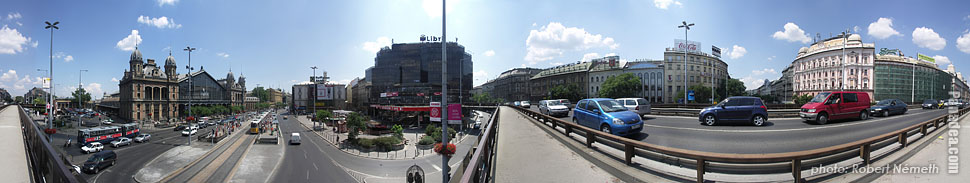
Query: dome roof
[[798, 47, 808, 53], [165, 53, 176, 66], [847, 34, 861, 41], [130, 48, 143, 61], [227, 71, 234, 80]]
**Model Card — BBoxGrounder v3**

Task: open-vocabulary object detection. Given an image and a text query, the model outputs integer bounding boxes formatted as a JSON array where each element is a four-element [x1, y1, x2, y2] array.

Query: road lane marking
[[313, 162, 319, 170], [643, 110, 948, 133]]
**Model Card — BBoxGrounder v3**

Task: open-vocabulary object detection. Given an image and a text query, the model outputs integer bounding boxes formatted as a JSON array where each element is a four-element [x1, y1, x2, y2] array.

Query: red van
[[799, 91, 871, 124]]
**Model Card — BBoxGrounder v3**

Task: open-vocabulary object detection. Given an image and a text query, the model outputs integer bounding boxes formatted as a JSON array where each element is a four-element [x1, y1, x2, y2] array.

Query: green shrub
[[418, 135, 435, 145], [356, 138, 375, 149], [391, 125, 404, 140], [373, 136, 402, 150]]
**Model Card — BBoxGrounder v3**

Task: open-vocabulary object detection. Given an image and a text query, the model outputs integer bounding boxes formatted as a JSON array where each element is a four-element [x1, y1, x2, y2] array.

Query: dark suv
[[698, 96, 769, 126], [82, 150, 117, 174]]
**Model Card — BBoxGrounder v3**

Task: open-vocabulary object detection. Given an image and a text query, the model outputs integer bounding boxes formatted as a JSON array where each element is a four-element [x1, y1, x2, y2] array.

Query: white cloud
[[111, 77, 120, 82], [581, 53, 600, 62], [157, 0, 178, 7], [0, 70, 17, 82], [531, 22, 537, 27], [216, 52, 229, 58], [362, 36, 392, 53], [64, 55, 74, 62], [85, 83, 104, 98], [751, 68, 776, 76], [867, 18, 901, 39], [912, 27, 946, 51], [653, 0, 682, 9], [50, 52, 73, 62], [30, 40, 37, 48], [550, 62, 564, 66], [932, 55, 952, 67], [473, 70, 488, 79], [6, 12, 21, 20], [738, 76, 768, 90], [772, 22, 811, 44], [483, 50, 495, 57], [604, 53, 617, 57], [0, 25, 32, 54], [853, 26, 861, 33], [422, 0, 459, 18], [727, 45, 746, 59], [137, 16, 181, 29], [525, 22, 619, 63], [767, 56, 776, 61], [116, 30, 142, 51], [15, 22, 22, 27], [957, 30, 970, 54]]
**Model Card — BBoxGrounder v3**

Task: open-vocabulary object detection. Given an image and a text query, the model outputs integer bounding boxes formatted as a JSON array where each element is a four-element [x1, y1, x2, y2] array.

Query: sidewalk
[[229, 129, 285, 183], [493, 106, 618, 183], [873, 112, 970, 182], [294, 115, 473, 160]]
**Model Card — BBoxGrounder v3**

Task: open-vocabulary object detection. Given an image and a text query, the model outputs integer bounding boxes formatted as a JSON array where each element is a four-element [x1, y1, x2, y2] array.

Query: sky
[[2, 0, 970, 99]]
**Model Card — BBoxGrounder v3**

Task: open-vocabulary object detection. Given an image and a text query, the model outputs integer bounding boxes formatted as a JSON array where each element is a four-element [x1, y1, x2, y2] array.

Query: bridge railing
[[455, 107, 500, 183], [9, 105, 85, 183], [507, 105, 965, 183]]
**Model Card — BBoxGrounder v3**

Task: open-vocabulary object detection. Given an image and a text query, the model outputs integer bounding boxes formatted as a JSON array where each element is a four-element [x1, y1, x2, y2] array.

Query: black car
[[82, 150, 117, 174], [922, 99, 943, 109], [174, 125, 187, 131], [698, 96, 769, 126], [870, 99, 907, 117]]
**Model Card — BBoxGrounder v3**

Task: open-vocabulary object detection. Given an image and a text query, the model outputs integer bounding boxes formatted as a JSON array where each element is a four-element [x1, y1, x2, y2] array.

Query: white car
[[102, 119, 113, 125], [538, 100, 570, 117], [289, 133, 301, 145], [616, 98, 652, 117], [134, 134, 151, 143], [110, 137, 132, 148], [81, 142, 104, 153], [182, 129, 198, 136], [520, 101, 531, 108]]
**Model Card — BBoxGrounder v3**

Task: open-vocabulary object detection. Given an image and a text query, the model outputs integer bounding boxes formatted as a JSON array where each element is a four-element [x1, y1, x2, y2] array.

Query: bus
[[78, 126, 122, 145], [118, 123, 140, 138]]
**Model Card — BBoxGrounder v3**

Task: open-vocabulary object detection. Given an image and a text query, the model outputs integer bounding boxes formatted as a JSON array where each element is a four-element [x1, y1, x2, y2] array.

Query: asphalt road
[[525, 106, 950, 154]]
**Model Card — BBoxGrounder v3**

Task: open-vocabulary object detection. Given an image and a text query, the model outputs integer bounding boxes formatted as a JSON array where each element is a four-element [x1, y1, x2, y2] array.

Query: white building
[[792, 33, 875, 99], [585, 56, 665, 102]]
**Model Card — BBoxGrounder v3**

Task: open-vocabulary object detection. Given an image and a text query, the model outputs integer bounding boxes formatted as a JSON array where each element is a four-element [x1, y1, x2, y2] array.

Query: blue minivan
[[572, 98, 644, 136], [698, 96, 769, 126]]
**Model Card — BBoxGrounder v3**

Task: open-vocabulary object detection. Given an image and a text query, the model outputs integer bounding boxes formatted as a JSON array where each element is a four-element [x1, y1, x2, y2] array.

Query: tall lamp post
[[77, 69, 88, 127], [440, 0, 451, 181], [311, 66, 317, 119], [184, 46, 196, 145], [677, 21, 693, 104], [44, 21, 59, 142]]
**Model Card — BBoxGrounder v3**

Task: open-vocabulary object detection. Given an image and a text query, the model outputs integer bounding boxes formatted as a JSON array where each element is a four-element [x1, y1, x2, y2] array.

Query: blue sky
[[2, 0, 970, 99]]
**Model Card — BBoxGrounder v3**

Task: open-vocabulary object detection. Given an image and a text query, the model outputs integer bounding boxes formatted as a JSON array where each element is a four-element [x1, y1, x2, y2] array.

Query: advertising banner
[[448, 104, 462, 124], [675, 39, 701, 52], [430, 102, 441, 122]]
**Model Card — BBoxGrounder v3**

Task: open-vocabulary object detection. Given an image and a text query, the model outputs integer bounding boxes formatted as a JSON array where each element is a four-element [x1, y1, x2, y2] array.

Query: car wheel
[[703, 114, 716, 126], [860, 111, 869, 120], [600, 124, 611, 134], [93, 167, 98, 174], [883, 111, 889, 117], [816, 113, 828, 125], [751, 115, 765, 126]]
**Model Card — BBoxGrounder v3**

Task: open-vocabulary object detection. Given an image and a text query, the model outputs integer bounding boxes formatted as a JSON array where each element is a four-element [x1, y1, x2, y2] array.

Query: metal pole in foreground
[[185, 46, 196, 146], [678, 21, 693, 104], [77, 69, 88, 127], [45, 21, 59, 143], [441, 0, 450, 181]]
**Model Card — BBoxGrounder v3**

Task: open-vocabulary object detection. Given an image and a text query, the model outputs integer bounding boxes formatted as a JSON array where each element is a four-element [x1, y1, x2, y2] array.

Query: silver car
[[616, 98, 651, 117], [538, 100, 570, 117]]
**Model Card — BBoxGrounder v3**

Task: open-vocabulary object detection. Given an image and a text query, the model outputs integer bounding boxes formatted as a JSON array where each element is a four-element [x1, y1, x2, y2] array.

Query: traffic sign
[[688, 90, 695, 101]]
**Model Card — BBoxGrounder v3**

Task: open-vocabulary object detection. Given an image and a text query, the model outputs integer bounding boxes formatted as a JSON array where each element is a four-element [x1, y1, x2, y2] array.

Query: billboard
[[712, 45, 721, 58], [674, 39, 701, 52], [316, 84, 333, 100], [430, 102, 441, 122]]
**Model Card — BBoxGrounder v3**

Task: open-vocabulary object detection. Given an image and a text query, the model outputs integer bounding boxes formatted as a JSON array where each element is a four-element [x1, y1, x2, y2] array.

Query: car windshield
[[809, 92, 831, 103], [924, 99, 937, 104], [86, 156, 103, 162], [547, 100, 563, 105], [876, 100, 892, 106], [596, 100, 628, 112]]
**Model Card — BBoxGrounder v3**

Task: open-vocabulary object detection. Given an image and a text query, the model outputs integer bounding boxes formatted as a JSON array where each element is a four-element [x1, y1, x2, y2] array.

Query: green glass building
[[873, 55, 952, 103]]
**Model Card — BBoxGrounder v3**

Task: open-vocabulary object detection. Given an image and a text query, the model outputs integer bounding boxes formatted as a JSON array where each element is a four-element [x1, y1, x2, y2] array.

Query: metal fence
[[455, 107, 500, 183], [508, 105, 965, 183], [10, 105, 85, 183]]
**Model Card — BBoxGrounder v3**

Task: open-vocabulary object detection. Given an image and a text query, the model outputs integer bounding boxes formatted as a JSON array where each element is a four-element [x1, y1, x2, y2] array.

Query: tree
[[391, 125, 404, 140], [725, 78, 747, 97], [231, 106, 243, 113], [251, 87, 270, 102], [14, 96, 24, 104], [548, 84, 582, 102], [471, 92, 491, 104], [72, 88, 91, 108], [315, 110, 333, 121], [674, 85, 720, 104], [32, 97, 46, 105], [346, 112, 369, 140], [598, 73, 641, 98], [794, 94, 814, 104]]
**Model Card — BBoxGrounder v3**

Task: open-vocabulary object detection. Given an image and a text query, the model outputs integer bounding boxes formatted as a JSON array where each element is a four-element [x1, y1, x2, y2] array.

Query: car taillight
[[760, 105, 767, 110], [635, 106, 640, 110]]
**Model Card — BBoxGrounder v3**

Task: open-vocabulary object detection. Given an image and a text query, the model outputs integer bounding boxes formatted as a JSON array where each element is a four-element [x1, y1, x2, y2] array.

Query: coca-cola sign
[[674, 39, 701, 52]]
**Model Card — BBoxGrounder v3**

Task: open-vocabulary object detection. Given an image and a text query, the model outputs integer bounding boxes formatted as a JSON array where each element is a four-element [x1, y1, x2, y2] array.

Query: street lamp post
[[440, 0, 451, 181], [44, 21, 59, 142], [184, 46, 196, 146], [311, 66, 317, 126], [77, 69, 88, 127], [678, 21, 693, 104]]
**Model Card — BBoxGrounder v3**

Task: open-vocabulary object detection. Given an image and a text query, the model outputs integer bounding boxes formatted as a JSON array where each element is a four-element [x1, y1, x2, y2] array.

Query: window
[[624, 100, 635, 105], [577, 100, 587, 111], [844, 93, 858, 103]]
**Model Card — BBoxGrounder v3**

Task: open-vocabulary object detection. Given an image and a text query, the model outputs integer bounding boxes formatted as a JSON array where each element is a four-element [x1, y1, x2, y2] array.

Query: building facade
[[479, 67, 542, 103], [873, 53, 952, 102], [369, 41, 472, 105], [770, 65, 795, 104], [24, 87, 49, 103], [530, 61, 593, 102], [177, 68, 246, 115], [119, 49, 181, 122], [290, 75, 348, 114], [588, 56, 625, 97], [662, 40, 729, 103], [792, 34, 876, 100], [622, 60, 664, 103]]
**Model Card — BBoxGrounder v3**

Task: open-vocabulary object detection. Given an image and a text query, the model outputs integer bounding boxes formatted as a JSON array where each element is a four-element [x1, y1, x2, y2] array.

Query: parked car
[[558, 99, 573, 110], [572, 98, 643, 136], [182, 129, 198, 136], [616, 98, 651, 117], [82, 150, 116, 174], [538, 100, 570, 117], [871, 99, 907, 117], [799, 91, 871, 125], [520, 101, 531, 108], [134, 134, 151, 143], [698, 96, 768, 126], [290, 133, 301, 145], [81, 142, 104, 154], [945, 99, 963, 109], [110, 137, 132, 148], [922, 99, 943, 109]]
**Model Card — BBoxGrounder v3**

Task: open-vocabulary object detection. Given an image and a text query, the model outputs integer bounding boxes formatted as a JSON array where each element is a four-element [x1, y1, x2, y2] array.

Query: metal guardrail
[[508, 105, 965, 183], [9, 105, 85, 183], [456, 107, 500, 183], [652, 108, 802, 118]]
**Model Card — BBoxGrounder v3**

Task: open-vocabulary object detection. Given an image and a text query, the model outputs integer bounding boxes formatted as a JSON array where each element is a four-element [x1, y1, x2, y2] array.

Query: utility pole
[[678, 21, 693, 104], [184, 46, 196, 146], [77, 69, 87, 127], [44, 21, 59, 142], [440, 0, 451, 181], [311, 66, 317, 123]]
